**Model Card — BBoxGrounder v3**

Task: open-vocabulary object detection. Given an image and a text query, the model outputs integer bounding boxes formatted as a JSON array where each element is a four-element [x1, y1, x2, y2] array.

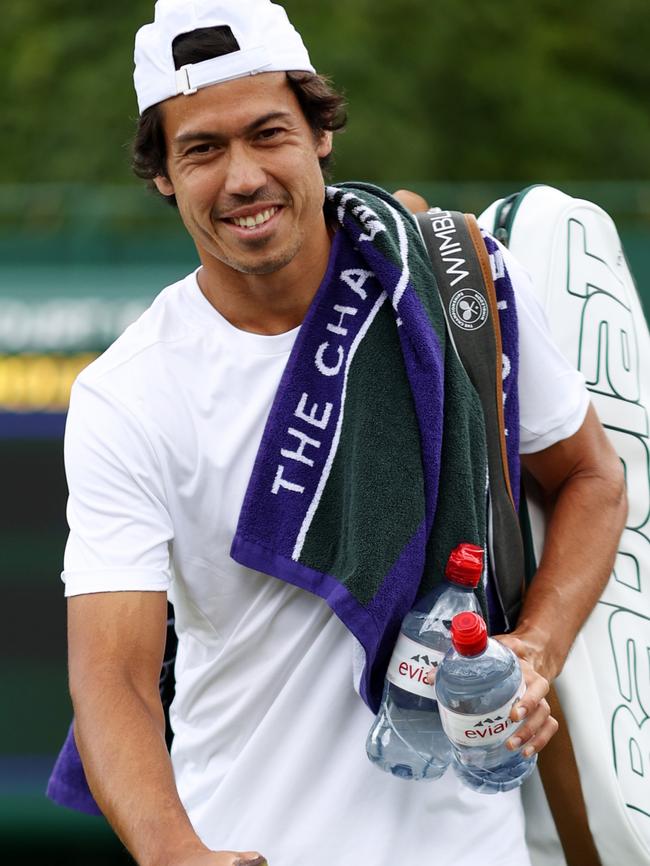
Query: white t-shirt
[[62, 243, 588, 866]]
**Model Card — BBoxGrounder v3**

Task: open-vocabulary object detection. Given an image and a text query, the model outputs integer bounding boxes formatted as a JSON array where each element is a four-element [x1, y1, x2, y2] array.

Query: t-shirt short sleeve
[[62, 377, 173, 597], [502, 244, 590, 454]]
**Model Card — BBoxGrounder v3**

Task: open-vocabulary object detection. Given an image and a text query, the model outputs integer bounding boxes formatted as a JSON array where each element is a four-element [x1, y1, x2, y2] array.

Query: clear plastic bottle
[[436, 611, 537, 793], [366, 543, 484, 781]]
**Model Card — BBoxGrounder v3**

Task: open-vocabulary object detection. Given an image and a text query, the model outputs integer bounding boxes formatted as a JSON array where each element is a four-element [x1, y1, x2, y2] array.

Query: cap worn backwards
[[134, 0, 315, 115]]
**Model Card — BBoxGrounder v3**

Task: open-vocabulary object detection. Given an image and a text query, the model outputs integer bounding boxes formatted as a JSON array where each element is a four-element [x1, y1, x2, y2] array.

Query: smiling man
[[155, 73, 333, 319], [57, 2, 626, 866]]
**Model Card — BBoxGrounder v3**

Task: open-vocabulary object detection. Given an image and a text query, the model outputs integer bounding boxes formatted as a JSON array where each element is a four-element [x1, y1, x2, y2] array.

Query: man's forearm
[[514, 423, 627, 682], [72, 675, 207, 866]]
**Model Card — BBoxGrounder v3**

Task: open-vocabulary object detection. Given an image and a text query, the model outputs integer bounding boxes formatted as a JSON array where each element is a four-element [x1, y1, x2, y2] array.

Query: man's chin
[[236, 259, 293, 276], [221, 247, 298, 276]]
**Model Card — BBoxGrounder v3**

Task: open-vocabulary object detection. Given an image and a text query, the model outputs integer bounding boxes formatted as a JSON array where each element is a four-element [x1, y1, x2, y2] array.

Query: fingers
[[511, 697, 547, 751], [506, 663, 557, 756], [506, 695, 557, 754], [177, 849, 267, 866], [516, 656, 550, 715], [494, 633, 559, 756]]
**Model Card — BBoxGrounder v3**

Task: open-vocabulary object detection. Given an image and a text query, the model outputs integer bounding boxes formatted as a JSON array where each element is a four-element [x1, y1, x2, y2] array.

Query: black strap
[[416, 209, 524, 630]]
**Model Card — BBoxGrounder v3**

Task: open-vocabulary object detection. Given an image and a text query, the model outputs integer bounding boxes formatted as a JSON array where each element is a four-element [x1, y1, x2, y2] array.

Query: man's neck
[[196, 221, 334, 336]]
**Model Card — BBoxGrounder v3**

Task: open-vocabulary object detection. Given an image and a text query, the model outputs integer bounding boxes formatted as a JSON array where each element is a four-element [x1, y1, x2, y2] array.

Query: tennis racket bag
[[480, 184, 650, 866]]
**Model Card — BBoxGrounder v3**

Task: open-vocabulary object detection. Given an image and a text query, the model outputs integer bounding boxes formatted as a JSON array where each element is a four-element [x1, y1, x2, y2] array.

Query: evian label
[[439, 678, 526, 747], [385, 633, 444, 699]]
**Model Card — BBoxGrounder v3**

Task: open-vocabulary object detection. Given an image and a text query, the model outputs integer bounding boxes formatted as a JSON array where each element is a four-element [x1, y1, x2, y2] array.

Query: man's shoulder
[[77, 271, 202, 390]]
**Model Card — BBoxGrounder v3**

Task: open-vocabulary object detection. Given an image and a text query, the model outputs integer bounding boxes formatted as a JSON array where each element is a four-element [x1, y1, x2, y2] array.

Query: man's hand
[[392, 189, 429, 214], [175, 852, 266, 866], [494, 633, 558, 758]]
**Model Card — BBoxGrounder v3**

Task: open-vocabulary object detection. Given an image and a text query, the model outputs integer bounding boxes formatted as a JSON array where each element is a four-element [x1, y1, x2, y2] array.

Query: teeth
[[230, 207, 277, 228]]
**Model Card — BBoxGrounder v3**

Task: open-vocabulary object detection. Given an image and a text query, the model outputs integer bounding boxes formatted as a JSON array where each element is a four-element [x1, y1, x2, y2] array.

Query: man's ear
[[153, 175, 175, 197], [316, 130, 333, 160]]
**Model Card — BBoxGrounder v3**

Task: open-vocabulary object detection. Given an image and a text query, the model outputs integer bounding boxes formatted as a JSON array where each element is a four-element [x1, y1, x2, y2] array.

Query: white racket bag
[[480, 185, 650, 866]]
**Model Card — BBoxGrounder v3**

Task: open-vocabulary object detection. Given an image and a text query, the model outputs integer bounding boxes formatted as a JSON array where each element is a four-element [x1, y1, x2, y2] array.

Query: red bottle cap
[[450, 612, 488, 656], [445, 543, 484, 588]]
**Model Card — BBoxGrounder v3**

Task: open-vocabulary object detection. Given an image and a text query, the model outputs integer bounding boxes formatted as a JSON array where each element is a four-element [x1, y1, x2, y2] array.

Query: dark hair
[[131, 25, 347, 206]]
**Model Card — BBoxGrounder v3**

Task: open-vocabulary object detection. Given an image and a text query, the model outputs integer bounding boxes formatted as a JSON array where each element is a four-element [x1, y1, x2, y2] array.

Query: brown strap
[[465, 212, 528, 609], [537, 687, 603, 865], [464, 214, 517, 507]]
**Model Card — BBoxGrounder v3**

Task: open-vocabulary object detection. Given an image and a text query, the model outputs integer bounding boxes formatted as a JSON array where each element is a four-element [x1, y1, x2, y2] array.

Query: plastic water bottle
[[436, 611, 537, 793], [366, 543, 484, 781]]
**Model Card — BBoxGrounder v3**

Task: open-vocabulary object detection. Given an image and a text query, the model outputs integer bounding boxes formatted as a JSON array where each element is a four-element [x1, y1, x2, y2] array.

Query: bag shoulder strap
[[415, 208, 524, 629], [482, 196, 602, 866], [519, 507, 602, 866]]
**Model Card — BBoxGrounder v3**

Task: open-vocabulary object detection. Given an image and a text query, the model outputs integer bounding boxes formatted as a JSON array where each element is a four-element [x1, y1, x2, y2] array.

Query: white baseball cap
[[134, 0, 315, 114]]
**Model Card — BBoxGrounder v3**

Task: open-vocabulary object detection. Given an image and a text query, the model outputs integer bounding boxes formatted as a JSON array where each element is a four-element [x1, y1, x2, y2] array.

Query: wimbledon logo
[[449, 289, 489, 331]]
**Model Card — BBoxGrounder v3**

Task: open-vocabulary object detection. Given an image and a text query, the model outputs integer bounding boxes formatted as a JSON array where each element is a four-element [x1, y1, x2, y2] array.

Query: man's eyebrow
[[243, 110, 294, 134], [173, 111, 295, 146]]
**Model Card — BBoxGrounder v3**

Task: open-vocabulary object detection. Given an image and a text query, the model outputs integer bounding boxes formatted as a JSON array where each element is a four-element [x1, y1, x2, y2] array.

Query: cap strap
[[175, 46, 273, 96]]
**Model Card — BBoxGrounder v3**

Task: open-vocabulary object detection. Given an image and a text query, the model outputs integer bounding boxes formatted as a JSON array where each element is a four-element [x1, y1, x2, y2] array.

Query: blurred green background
[[2, 0, 649, 862]]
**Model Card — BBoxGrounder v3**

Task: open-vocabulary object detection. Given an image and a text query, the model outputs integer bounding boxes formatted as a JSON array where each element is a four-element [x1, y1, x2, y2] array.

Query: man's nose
[[223, 143, 267, 198]]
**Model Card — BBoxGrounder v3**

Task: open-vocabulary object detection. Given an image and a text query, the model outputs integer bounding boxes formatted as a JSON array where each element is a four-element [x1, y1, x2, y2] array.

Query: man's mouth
[[227, 206, 279, 229]]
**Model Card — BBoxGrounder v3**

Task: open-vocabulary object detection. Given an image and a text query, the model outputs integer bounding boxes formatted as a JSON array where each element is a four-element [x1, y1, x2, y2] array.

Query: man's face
[[155, 72, 332, 277]]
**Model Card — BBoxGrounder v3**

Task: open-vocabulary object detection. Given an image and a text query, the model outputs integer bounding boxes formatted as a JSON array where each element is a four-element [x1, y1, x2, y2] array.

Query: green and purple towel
[[47, 183, 520, 814], [231, 183, 500, 709]]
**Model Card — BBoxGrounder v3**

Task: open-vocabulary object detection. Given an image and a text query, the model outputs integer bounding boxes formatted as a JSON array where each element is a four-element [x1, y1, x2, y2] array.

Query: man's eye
[[187, 143, 215, 156], [257, 127, 283, 141]]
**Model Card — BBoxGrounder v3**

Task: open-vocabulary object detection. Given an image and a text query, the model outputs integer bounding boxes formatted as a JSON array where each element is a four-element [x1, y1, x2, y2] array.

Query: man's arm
[[499, 404, 627, 750], [68, 591, 266, 866]]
